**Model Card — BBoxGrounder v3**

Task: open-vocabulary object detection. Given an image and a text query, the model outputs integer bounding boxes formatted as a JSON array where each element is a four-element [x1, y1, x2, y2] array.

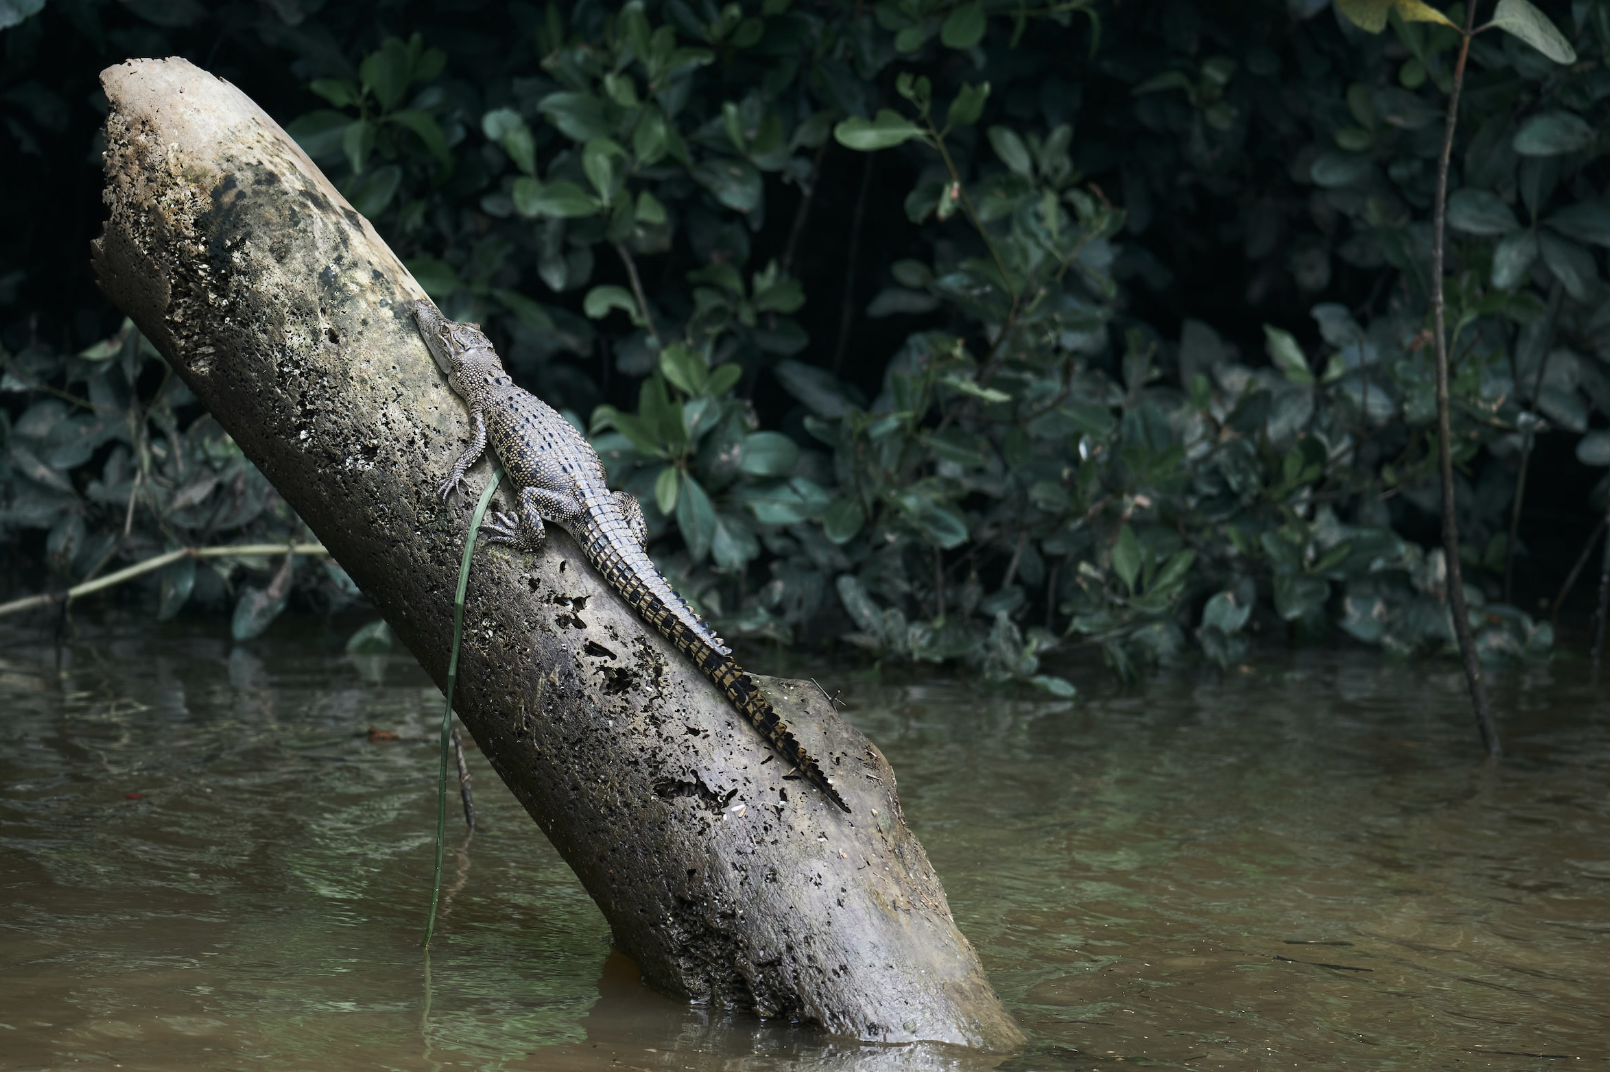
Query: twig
[[450, 723, 476, 831], [1594, 498, 1610, 664], [1551, 513, 1607, 632], [1431, 3, 1499, 756], [0, 542, 329, 620], [611, 241, 661, 347], [832, 152, 874, 376], [1504, 281, 1564, 603], [781, 139, 830, 278]]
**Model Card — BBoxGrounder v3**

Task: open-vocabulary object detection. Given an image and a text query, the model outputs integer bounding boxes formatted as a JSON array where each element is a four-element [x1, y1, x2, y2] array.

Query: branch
[[0, 542, 328, 620], [1430, 7, 1501, 756]]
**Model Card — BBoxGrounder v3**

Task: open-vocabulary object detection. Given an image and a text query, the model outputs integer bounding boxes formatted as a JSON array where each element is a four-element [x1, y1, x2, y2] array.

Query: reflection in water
[[1, 618, 1607, 1070]]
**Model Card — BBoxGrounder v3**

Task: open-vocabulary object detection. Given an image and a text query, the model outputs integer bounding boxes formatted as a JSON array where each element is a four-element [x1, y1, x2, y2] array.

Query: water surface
[[1, 618, 1606, 1070]]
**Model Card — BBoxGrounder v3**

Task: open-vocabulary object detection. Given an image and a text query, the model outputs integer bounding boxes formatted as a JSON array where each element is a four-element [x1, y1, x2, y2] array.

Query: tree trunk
[[91, 57, 1023, 1051]]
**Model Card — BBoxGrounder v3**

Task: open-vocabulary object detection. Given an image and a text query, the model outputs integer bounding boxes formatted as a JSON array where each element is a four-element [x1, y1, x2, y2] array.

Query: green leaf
[[987, 126, 1033, 177], [634, 189, 668, 225], [1513, 112, 1594, 156], [691, 157, 763, 212], [512, 177, 598, 218], [1274, 574, 1329, 622], [941, 374, 1012, 403], [582, 137, 627, 199], [309, 78, 360, 108], [1310, 150, 1372, 188], [823, 498, 865, 544], [1131, 71, 1194, 96], [492, 288, 555, 331], [712, 512, 761, 570], [1539, 232, 1598, 301], [677, 472, 717, 562], [406, 256, 461, 298], [346, 164, 401, 217], [1489, 0, 1577, 64], [1029, 674, 1078, 698], [232, 585, 288, 642], [287, 110, 352, 159], [658, 343, 708, 394], [946, 82, 990, 128], [536, 92, 618, 141], [1545, 203, 1610, 247], [1334, 0, 1455, 33], [359, 40, 412, 111], [654, 465, 679, 515], [343, 118, 376, 174], [1263, 324, 1313, 385], [1577, 430, 1610, 466], [707, 364, 743, 395], [834, 110, 928, 151], [940, 0, 986, 48], [1112, 525, 1142, 593], [633, 107, 670, 166], [583, 284, 641, 323], [482, 107, 535, 174], [389, 109, 453, 169], [1201, 590, 1251, 634], [345, 618, 394, 654], [907, 499, 969, 549], [740, 431, 799, 476], [1446, 188, 1519, 235], [0, 0, 46, 32], [157, 559, 195, 622], [1491, 229, 1539, 289]]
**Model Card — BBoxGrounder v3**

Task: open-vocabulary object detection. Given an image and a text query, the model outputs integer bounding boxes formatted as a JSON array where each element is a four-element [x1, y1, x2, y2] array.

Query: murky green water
[[2, 618, 1607, 1071]]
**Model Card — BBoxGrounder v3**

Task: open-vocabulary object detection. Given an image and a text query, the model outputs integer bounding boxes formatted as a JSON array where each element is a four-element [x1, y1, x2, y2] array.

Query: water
[[2, 618, 1607, 1071]]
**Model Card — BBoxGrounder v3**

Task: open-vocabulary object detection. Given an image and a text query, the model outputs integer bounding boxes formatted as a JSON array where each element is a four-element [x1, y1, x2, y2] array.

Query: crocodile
[[412, 301, 849, 812]]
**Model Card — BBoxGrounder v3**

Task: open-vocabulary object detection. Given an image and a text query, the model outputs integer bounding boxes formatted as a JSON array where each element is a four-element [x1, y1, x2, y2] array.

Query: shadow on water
[[1, 615, 1608, 1070]]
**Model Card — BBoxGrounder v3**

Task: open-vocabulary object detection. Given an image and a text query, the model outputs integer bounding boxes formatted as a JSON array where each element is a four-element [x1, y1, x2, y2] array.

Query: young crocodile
[[412, 301, 849, 812]]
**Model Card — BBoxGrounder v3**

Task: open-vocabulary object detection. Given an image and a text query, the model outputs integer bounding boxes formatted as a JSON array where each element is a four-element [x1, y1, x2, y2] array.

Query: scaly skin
[[413, 301, 849, 812]]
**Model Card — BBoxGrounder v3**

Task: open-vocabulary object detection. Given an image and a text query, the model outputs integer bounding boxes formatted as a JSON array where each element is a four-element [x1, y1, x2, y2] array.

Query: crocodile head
[[411, 300, 497, 376]]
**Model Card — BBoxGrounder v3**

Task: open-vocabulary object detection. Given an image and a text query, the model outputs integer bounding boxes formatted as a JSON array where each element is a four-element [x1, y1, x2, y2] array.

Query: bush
[[0, 0, 1591, 675]]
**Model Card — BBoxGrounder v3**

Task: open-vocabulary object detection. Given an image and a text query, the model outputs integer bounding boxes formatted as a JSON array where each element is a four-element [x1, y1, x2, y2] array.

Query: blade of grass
[[423, 466, 503, 948]]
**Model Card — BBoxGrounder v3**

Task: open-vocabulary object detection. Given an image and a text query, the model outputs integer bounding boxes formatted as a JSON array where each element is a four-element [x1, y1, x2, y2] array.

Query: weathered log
[[91, 57, 1023, 1050]]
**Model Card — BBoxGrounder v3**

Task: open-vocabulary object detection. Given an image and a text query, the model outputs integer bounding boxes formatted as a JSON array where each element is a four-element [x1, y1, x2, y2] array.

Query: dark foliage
[[1, 0, 1599, 679]]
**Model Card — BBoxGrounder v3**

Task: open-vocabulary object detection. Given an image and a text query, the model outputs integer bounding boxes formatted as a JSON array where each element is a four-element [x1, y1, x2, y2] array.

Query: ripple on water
[[2, 621, 1608, 1070]]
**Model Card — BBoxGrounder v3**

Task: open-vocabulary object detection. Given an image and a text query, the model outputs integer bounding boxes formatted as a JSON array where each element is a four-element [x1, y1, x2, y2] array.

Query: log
[[91, 57, 1023, 1050]]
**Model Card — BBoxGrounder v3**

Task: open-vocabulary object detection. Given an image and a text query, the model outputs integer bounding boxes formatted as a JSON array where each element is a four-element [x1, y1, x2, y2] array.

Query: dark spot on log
[[598, 665, 635, 693], [653, 775, 734, 811], [584, 640, 616, 659], [326, 327, 339, 345]]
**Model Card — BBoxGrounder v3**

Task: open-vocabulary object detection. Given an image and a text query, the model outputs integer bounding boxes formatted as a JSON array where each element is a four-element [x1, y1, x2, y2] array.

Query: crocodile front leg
[[440, 408, 488, 499], [482, 485, 582, 551]]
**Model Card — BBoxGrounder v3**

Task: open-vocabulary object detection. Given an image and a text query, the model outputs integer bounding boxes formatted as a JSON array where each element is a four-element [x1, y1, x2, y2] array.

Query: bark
[[91, 58, 1023, 1050]]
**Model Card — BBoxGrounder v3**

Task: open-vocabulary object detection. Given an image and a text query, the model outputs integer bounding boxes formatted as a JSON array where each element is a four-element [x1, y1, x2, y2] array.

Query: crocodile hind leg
[[616, 491, 646, 547], [483, 485, 581, 551]]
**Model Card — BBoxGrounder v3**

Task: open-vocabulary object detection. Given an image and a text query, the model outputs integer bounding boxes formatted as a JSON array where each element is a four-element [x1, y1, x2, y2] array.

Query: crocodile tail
[[697, 651, 851, 813], [587, 527, 849, 812]]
